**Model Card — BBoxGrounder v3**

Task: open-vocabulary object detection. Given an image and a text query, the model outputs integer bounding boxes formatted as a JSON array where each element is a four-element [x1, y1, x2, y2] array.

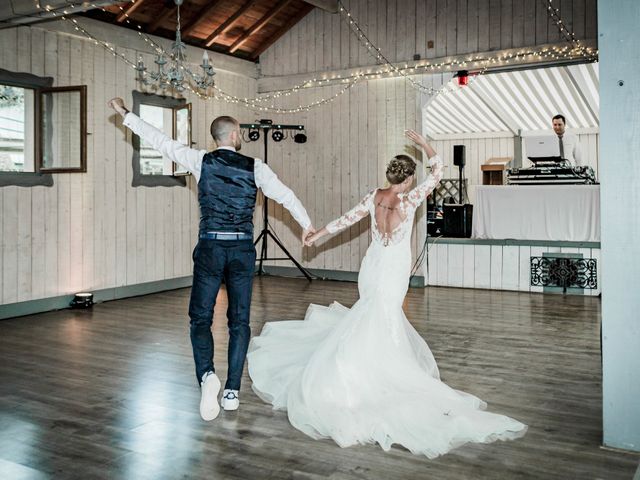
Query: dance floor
[[1, 277, 638, 479]]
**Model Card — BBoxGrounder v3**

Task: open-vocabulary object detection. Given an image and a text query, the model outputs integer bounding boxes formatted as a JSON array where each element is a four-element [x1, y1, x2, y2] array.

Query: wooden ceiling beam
[[181, 0, 224, 38], [228, 0, 292, 54], [204, 0, 258, 48], [249, 3, 313, 61], [147, 5, 177, 34], [116, 0, 147, 22], [303, 0, 337, 13]]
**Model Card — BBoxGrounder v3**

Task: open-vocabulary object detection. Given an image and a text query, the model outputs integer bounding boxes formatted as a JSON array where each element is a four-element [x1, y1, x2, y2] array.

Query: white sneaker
[[199, 371, 221, 421], [221, 389, 239, 411]]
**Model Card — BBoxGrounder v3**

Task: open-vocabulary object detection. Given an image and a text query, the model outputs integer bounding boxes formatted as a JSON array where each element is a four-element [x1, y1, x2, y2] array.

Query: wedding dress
[[247, 155, 527, 458]]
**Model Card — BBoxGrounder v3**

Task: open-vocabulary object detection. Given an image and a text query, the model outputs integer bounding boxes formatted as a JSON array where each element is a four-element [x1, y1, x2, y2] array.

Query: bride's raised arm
[[404, 129, 444, 209], [304, 190, 375, 246]]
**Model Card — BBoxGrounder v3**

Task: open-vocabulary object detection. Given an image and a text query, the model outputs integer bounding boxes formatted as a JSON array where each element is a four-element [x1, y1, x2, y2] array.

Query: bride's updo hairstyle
[[386, 155, 417, 184]]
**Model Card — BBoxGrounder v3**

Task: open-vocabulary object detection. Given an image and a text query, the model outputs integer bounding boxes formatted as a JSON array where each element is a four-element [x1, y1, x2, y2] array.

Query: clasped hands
[[302, 227, 320, 247]]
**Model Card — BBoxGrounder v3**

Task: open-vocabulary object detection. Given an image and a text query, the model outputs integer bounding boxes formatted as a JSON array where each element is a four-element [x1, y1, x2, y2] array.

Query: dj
[[552, 114, 583, 166]]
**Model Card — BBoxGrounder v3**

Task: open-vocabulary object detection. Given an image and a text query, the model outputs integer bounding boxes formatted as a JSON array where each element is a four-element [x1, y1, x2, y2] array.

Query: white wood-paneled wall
[[258, 73, 463, 274], [0, 25, 260, 305], [431, 136, 513, 203], [260, 0, 598, 76], [0, 0, 601, 306], [255, 0, 599, 277]]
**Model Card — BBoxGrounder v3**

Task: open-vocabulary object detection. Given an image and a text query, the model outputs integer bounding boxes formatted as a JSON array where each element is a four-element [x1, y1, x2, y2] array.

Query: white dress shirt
[[558, 133, 582, 166], [123, 112, 311, 230]]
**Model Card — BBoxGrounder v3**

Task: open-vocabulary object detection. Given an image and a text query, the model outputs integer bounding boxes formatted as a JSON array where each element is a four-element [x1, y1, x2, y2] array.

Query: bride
[[247, 130, 527, 458]]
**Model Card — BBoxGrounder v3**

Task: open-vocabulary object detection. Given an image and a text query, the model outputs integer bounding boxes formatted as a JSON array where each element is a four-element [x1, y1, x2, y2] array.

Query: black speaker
[[443, 204, 473, 238], [453, 144, 466, 167]]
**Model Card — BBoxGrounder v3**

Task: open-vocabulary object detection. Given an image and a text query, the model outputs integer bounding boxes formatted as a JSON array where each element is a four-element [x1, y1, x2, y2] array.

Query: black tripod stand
[[240, 120, 312, 281]]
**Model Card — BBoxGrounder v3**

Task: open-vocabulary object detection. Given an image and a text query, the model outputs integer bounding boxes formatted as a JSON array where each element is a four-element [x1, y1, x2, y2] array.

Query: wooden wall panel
[[0, 25, 260, 305], [259, 0, 598, 76], [253, 0, 598, 278], [0, 0, 601, 305]]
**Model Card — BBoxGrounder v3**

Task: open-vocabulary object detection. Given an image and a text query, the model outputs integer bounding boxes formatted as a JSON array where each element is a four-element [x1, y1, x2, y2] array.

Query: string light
[[52, 12, 364, 113], [337, 0, 596, 98], [544, 0, 598, 62], [35, 0, 597, 114], [65, 11, 591, 113], [74, 3, 321, 107], [338, 0, 463, 95], [51, 2, 364, 113], [24, 0, 127, 21]]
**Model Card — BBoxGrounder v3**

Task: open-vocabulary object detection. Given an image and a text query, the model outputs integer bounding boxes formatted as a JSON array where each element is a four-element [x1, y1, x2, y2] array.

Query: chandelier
[[135, 0, 215, 94]]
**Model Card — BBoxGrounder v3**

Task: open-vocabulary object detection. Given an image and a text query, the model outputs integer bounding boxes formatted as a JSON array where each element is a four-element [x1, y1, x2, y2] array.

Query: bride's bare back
[[373, 189, 408, 245], [308, 129, 444, 249]]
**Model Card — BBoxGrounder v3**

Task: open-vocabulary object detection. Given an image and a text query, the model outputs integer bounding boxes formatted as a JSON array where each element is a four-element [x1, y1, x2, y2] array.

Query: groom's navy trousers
[[188, 236, 256, 390]]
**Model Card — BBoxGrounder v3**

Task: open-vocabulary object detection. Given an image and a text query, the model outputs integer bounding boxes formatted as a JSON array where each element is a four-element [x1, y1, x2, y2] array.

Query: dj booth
[[426, 142, 601, 295], [437, 138, 598, 240], [470, 149, 600, 242]]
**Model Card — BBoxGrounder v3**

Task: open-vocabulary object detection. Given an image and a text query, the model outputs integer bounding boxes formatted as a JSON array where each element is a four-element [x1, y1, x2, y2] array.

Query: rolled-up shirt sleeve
[[255, 159, 311, 230], [123, 112, 206, 181]]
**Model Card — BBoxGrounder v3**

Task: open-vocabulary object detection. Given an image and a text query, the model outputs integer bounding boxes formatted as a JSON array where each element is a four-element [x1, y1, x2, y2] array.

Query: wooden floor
[[1, 277, 638, 480]]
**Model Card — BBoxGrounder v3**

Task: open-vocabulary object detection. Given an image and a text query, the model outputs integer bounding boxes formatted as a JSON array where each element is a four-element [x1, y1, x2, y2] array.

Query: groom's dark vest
[[198, 149, 258, 235]]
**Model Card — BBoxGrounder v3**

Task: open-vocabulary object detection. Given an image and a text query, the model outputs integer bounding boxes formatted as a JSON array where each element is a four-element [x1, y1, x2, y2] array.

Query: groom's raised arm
[[108, 97, 207, 179], [254, 159, 314, 241]]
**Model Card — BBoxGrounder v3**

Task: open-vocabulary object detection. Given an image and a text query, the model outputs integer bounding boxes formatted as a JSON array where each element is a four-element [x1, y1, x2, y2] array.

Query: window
[[0, 68, 86, 185], [131, 90, 191, 187], [0, 69, 53, 187], [173, 103, 192, 176], [139, 103, 173, 175], [0, 84, 35, 172]]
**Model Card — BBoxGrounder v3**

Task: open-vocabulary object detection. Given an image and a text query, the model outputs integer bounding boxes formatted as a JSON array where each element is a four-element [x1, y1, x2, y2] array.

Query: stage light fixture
[[237, 120, 312, 280], [272, 129, 284, 142], [248, 129, 260, 141], [71, 292, 94, 309]]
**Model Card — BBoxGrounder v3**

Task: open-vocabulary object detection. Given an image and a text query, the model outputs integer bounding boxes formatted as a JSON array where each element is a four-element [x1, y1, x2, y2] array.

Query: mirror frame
[[131, 90, 187, 187]]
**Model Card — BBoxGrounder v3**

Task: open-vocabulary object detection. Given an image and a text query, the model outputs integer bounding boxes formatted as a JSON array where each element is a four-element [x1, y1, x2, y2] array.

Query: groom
[[108, 98, 314, 420]]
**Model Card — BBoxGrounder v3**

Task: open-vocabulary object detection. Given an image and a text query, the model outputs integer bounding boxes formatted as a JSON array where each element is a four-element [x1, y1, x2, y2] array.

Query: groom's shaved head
[[210, 116, 239, 143]]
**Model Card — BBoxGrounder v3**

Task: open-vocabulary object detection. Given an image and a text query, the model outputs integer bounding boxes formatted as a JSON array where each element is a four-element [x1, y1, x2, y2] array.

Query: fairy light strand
[[57, 12, 363, 113], [44, 1, 597, 114], [336, 0, 596, 97], [337, 0, 463, 95], [544, 0, 598, 62]]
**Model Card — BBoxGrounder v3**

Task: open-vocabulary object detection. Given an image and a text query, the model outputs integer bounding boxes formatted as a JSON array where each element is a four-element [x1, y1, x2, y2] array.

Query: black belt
[[199, 232, 253, 241]]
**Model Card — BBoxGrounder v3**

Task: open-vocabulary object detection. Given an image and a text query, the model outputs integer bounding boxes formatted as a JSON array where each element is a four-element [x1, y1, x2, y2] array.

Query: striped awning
[[424, 62, 599, 135]]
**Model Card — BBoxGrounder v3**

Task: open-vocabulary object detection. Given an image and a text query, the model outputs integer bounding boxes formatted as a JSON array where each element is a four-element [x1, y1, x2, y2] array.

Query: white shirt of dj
[[557, 133, 583, 166]]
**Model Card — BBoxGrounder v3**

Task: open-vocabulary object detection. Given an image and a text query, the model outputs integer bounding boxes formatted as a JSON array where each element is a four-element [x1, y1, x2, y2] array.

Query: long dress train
[[247, 155, 527, 458]]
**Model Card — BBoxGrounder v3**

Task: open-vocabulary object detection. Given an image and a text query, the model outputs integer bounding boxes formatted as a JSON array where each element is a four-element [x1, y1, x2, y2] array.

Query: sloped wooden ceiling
[[83, 0, 315, 61]]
